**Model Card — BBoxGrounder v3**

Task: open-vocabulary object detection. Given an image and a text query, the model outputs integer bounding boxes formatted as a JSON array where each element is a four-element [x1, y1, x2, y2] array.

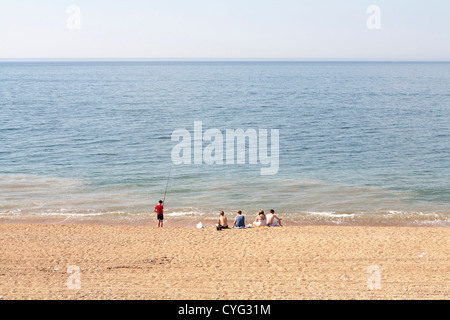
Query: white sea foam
[[304, 211, 357, 218], [0, 174, 448, 227], [165, 209, 204, 217]]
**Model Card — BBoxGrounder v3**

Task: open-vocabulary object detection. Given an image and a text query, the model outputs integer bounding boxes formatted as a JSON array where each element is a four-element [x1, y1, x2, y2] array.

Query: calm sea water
[[1, 61, 449, 226]]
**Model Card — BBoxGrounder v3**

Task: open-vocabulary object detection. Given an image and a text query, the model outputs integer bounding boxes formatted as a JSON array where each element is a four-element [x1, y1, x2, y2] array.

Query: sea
[[1, 61, 449, 227]]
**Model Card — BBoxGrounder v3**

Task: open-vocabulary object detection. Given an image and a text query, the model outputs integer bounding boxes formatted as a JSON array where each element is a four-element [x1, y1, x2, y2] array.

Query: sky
[[0, 0, 449, 60]]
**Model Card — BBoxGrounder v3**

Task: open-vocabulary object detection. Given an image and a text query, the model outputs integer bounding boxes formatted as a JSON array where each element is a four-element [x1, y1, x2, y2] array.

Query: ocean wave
[[285, 210, 450, 227], [0, 208, 448, 227], [0, 174, 448, 227], [303, 211, 358, 218], [0, 174, 83, 190]]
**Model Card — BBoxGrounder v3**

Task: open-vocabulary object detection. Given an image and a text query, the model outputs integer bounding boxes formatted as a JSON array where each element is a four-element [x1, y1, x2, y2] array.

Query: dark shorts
[[157, 214, 164, 220]]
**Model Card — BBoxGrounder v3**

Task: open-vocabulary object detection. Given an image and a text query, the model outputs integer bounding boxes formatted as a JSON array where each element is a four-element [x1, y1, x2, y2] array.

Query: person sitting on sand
[[216, 211, 229, 230], [232, 211, 246, 229], [266, 209, 282, 227], [253, 210, 268, 227]]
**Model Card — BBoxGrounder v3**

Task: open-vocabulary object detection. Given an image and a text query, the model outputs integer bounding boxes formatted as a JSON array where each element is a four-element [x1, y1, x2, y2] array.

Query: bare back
[[219, 215, 228, 227]]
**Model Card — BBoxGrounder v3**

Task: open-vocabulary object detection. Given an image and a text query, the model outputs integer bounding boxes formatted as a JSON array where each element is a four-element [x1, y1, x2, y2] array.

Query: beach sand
[[0, 223, 448, 300]]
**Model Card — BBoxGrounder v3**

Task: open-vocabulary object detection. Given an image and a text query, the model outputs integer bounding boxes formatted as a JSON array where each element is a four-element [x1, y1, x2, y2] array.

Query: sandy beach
[[0, 223, 448, 300]]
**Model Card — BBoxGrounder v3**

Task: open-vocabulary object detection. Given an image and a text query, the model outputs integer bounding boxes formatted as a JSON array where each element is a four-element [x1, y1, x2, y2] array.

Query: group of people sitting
[[216, 209, 283, 230]]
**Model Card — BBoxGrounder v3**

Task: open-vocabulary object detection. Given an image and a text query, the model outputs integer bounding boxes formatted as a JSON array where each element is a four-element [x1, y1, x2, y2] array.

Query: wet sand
[[0, 223, 448, 300]]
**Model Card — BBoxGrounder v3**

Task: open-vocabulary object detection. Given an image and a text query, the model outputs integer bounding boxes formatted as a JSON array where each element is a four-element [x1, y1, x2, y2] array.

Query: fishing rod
[[162, 165, 172, 205]]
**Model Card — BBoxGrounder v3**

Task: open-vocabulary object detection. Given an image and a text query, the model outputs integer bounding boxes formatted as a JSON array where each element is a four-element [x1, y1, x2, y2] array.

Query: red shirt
[[155, 204, 164, 215]]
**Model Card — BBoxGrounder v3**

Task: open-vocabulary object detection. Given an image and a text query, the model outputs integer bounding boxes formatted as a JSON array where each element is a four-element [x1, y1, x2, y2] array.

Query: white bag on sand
[[196, 222, 203, 229]]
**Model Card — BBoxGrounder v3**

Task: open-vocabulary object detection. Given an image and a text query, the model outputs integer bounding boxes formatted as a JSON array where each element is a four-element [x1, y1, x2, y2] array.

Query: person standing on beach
[[154, 200, 164, 227], [266, 209, 282, 227]]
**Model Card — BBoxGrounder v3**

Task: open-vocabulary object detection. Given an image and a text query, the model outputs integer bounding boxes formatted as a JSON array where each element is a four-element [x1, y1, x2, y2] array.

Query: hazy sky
[[0, 0, 449, 60]]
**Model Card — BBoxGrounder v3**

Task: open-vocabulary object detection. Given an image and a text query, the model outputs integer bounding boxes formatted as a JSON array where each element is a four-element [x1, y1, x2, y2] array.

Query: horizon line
[[1, 57, 450, 62]]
